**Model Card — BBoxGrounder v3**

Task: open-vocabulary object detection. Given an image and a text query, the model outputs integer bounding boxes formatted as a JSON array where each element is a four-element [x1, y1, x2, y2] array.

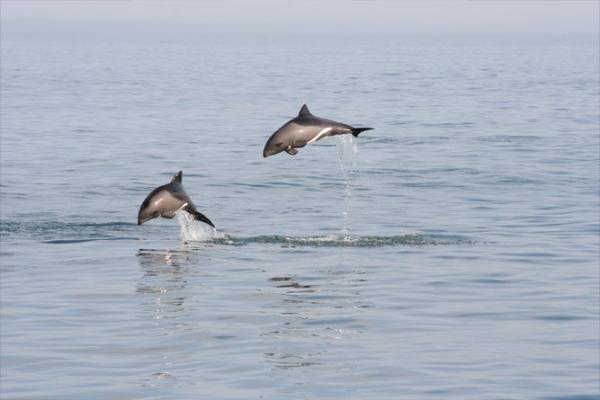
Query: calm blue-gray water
[[1, 29, 599, 399]]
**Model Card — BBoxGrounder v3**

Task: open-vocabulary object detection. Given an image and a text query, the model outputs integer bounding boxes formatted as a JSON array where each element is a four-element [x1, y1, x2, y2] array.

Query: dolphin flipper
[[285, 147, 298, 155]]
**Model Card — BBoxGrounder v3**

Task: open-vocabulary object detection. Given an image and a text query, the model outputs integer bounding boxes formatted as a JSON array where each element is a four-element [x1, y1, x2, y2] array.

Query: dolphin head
[[137, 195, 160, 225], [262, 127, 289, 158]]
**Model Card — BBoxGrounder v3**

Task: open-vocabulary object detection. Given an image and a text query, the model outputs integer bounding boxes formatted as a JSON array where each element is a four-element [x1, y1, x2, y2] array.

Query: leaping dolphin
[[262, 104, 373, 158], [137, 171, 215, 227]]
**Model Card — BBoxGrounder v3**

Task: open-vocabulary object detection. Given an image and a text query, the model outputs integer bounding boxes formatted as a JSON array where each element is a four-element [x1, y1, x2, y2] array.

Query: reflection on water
[[264, 351, 322, 370], [134, 246, 372, 379], [264, 264, 369, 372], [269, 276, 319, 293], [135, 248, 199, 386], [136, 249, 193, 310]]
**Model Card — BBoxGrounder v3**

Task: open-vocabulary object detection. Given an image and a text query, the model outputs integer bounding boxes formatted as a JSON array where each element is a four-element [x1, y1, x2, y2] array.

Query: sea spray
[[335, 135, 359, 238], [176, 211, 226, 242]]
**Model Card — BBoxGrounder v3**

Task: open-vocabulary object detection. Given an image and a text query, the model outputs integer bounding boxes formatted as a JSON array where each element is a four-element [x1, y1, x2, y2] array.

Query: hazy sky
[[1, 1, 599, 35]]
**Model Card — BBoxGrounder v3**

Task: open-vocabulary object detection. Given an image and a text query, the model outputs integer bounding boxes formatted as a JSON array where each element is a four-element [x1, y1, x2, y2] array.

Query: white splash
[[176, 211, 226, 242], [335, 135, 359, 238]]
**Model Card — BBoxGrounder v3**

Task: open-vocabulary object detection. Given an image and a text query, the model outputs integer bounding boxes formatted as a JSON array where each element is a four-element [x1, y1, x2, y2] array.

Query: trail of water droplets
[[335, 135, 359, 238]]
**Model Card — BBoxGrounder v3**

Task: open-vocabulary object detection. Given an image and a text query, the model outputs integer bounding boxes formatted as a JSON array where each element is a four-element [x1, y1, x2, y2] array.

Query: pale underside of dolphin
[[262, 104, 373, 158], [137, 171, 215, 227]]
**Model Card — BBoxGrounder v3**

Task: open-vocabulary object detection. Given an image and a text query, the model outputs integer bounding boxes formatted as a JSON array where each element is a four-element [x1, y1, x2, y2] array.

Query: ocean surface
[[1, 28, 599, 400]]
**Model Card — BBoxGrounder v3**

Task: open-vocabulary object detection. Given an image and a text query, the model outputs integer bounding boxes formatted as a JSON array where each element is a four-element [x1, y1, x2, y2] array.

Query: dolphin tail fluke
[[351, 127, 373, 137], [182, 203, 215, 227], [193, 211, 215, 228]]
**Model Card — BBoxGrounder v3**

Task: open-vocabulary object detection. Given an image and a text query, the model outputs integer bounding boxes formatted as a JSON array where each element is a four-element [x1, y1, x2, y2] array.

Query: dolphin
[[262, 104, 372, 158], [137, 171, 215, 227]]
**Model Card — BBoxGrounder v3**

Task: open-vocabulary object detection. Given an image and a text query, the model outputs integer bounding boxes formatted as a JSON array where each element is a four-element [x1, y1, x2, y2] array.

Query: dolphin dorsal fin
[[298, 104, 312, 117], [172, 171, 183, 183]]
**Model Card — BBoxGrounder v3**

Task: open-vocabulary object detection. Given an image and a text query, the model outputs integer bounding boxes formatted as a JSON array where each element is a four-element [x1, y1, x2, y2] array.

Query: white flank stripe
[[307, 127, 332, 145]]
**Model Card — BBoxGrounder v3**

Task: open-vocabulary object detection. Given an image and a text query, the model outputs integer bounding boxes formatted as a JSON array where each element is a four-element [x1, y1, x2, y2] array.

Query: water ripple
[[209, 234, 473, 247]]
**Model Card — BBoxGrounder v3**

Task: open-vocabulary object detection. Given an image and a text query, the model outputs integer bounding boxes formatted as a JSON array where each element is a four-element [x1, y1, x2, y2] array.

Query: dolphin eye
[[276, 142, 283, 147]]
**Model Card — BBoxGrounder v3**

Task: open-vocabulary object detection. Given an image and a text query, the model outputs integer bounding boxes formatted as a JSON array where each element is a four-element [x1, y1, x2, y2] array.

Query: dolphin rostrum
[[262, 104, 373, 158], [137, 171, 215, 227]]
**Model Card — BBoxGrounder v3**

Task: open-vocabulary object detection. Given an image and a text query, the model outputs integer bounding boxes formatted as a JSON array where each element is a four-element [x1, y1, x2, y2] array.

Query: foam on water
[[208, 233, 472, 247], [0, 219, 472, 247], [174, 205, 462, 247]]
